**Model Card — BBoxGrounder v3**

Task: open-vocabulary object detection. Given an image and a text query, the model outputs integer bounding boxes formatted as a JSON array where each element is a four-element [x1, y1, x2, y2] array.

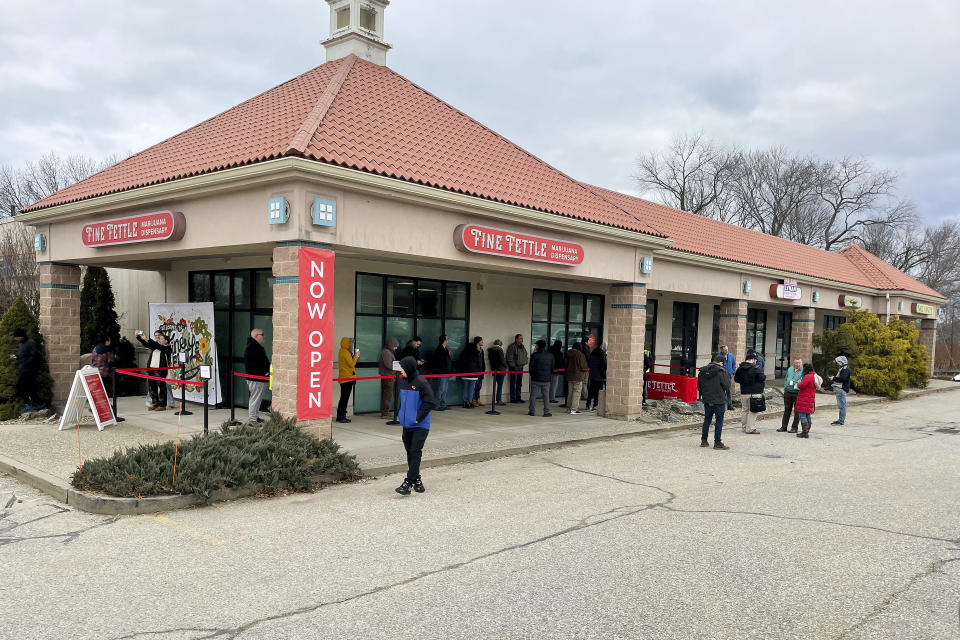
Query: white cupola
[[321, 0, 392, 65]]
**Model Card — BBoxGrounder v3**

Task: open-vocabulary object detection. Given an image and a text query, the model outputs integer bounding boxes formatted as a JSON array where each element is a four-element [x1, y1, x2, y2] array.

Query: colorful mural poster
[[148, 302, 222, 405]]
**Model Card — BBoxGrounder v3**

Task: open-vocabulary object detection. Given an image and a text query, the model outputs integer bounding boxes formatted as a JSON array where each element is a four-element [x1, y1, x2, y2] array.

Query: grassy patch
[[71, 413, 360, 499]]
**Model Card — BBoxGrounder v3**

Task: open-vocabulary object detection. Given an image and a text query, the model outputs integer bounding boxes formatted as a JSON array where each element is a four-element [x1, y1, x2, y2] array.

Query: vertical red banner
[[297, 247, 335, 420]]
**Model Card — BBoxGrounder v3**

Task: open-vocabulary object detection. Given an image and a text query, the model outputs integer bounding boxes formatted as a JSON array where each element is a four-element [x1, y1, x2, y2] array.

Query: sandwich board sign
[[58, 366, 117, 431]]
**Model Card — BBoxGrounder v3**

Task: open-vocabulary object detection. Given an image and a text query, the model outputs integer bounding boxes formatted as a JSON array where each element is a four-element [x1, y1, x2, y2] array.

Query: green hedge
[[71, 413, 360, 499]]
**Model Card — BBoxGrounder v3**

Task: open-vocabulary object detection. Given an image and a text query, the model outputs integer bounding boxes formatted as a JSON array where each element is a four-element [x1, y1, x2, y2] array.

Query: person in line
[[719, 345, 736, 410], [527, 339, 554, 417], [564, 342, 589, 414], [487, 339, 507, 406], [473, 338, 487, 407], [243, 328, 271, 424], [10, 328, 43, 411], [457, 336, 484, 409], [734, 352, 765, 434], [378, 338, 399, 418], [697, 352, 731, 449], [576, 336, 592, 403], [642, 349, 652, 407], [747, 348, 765, 372], [394, 356, 436, 495], [795, 363, 819, 438], [586, 342, 607, 412], [505, 333, 529, 403], [427, 335, 453, 411], [136, 329, 173, 411], [549, 340, 564, 404], [336, 337, 359, 424], [91, 337, 116, 398], [778, 357, 803, 433], [399, 336, 425, 368], [830, 355, 851, 426]]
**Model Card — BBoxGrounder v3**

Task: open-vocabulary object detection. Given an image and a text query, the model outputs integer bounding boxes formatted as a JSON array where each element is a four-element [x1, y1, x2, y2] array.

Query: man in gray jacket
[[505, 333, 529, 403], [378, 338, 399, 418], [697, 352, 731, 450]]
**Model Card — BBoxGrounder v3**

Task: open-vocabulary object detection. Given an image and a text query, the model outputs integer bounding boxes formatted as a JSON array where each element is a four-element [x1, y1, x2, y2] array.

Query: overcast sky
[[1, 1, 958, 223]]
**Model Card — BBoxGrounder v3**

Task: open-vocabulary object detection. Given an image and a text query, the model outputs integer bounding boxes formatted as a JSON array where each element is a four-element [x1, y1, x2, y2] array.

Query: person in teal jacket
[[778, 357, 804, 433], [395, 356, 436, 495]]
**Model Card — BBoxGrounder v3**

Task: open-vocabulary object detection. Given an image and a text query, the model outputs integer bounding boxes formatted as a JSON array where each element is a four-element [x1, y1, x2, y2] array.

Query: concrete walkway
[[1, 379, 957, 493]]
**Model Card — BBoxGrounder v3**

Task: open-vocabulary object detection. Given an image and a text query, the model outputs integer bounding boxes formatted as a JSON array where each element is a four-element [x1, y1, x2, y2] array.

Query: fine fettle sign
[[82, 211, 186, 247], [454, 224, 584, 265]]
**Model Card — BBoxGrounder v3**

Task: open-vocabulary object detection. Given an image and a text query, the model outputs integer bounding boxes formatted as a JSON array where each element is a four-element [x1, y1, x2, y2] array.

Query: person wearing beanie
[[697, 352, 731, 449], [456, 336, 484, 408], [585, 342, 608, 412], [487, 338, 507, 406], [135, 329, 173, 411], [829, 355, 852, 425], [734, 352, 765, 433], [527, 339, 554, 417], [378, 338, 399, 418], [395, 356, 436, 495], [10, 328, 42, 411], [427, 334, 453, 410]]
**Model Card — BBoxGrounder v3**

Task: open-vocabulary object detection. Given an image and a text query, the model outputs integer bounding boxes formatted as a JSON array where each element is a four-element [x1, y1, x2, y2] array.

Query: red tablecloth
[[646, 372, 698, 402]]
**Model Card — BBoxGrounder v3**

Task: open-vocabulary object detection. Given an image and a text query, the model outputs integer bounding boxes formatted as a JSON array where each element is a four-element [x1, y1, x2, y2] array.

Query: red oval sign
[[82, 211, 186, 247], [453, 224, 584, 265]]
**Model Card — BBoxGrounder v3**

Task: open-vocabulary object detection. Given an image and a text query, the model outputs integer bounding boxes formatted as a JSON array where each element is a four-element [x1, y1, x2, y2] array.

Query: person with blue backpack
[[395, 356, 437, 495]]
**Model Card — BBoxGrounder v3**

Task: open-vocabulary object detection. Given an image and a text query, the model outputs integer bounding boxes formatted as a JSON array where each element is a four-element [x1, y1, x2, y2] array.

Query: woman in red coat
[[794, 363, 818, 438]]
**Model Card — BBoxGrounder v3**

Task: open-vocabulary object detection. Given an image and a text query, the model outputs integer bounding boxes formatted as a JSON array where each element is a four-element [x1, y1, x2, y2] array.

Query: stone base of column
[[791, 307, 816, 366], [919, 319, 936, 378], [38, 263, 81, 407], [298, 418, 333, 440], [605, 283, 647, 419]]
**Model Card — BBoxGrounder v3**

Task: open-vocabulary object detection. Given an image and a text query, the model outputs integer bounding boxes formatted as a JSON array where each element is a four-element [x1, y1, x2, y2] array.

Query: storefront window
[[532, 289, 604, 398], [645, 300, 658, 362], [711, 305, 720, 356], [189, 269, 273, 409], [670, 301, 699, 376], [746, 308, 767, 355], [824, 315, 846, 332], [354, 273, 471, 412]]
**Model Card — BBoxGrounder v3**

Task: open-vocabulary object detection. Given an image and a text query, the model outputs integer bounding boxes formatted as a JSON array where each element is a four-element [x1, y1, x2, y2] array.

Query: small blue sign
[[311, 198, 337, 227], [268, 197, 289, 225]]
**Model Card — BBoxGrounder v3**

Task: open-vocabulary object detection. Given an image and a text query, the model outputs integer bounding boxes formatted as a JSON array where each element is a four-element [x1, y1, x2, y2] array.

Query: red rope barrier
[[119, 366, 182, 372], [116, 369, 204, 386], [233, 372, 271, 381]]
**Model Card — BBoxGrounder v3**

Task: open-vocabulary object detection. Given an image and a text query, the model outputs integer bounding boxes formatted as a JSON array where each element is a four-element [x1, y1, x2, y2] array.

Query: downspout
[[885, 293, 890, 324]]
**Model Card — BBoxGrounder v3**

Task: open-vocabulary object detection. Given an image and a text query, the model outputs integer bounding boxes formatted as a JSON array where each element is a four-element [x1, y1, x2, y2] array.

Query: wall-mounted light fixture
[[33, 233, 46, 252], [311, 198, 337, 227], [743, 279, 752, 294], [812, 290, 820, 303], [268, 197, 289, 224], [640, 257, 653, 274]]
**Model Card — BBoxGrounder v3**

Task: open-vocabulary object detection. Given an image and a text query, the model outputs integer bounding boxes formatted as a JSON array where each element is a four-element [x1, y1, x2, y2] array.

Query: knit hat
[[13, 328, 26, 338]]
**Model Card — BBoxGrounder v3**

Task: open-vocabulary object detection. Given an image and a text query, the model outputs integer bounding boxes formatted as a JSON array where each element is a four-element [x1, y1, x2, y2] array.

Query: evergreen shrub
[[0, 298, 54, 418], [814, 309, 929, 399], [71, 412, 361, 499], [79, 266, 120, 354]]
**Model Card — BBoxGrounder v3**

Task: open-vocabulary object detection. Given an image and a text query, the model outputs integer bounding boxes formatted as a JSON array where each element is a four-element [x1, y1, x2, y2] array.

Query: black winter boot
[[395, 479, 413, 495], [413, 476, 425, 493]]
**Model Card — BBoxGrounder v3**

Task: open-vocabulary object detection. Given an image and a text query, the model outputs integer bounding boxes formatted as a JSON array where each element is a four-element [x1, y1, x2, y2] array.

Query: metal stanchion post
[[111, 372, 125, 423], [386, 372, 400, 425], [486, 371, 500, 415], [203, 380, 209, 436], [226, 367, 241, 426], [175, 362, 192, 416]]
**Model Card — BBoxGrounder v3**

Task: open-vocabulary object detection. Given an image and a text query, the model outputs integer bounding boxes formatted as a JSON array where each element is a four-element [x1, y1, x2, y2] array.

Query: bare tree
[[731, 147, 819, 239], [0, 219, 40, 316], [634, 133, 739, 222]]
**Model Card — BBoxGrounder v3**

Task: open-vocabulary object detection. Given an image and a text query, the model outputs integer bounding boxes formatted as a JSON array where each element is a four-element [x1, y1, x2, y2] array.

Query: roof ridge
[[286, 54, 357, 156], [838, 246, 899, 289]]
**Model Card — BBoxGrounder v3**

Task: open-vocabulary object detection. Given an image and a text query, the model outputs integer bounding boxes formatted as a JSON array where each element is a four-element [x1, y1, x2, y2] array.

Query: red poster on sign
[[82, 371, 115, 424], [297, 247, 335, 420]]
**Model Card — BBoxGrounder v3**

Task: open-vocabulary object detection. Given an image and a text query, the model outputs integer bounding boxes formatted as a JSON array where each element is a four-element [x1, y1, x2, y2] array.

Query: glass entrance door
[[670, 302, 699, 376], [775, 311, 792, 377]]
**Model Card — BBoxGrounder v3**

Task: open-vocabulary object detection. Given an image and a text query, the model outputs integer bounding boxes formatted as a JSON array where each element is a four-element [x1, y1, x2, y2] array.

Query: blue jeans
[[509, 373, 523, 401], [462, 379, 477, 405], [701, 404, 725, 442], [494, 373, 505, 404], [835, 389, 847, 423], [434, 376, 450, 408]]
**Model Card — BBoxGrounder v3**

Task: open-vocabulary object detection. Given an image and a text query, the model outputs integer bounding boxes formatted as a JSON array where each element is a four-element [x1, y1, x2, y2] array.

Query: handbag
[[749, 395, 766, 413]]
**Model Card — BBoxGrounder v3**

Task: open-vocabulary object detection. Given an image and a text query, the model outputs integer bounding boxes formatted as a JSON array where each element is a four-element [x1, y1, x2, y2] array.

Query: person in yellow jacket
[[337, 337, 360, 423]]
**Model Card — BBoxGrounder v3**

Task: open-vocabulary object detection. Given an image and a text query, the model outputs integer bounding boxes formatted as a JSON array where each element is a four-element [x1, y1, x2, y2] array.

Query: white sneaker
[[569, 409, 582, 415]]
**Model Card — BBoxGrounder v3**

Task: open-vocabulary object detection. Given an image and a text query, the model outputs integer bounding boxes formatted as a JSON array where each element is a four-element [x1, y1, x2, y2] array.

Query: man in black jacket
[[528, 340, 554, 417], [829, 355, 851, 426], [427, 335, 453, 410], [697, 353, 731, 449], [11, 328, 42, 411], [734, 353, 766, 434], [243, 328, 270, 424]]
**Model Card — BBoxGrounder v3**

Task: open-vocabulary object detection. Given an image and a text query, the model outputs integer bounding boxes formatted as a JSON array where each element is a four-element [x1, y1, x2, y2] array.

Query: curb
[[3, 384, 957, 513], [362, 383, 960, 478]]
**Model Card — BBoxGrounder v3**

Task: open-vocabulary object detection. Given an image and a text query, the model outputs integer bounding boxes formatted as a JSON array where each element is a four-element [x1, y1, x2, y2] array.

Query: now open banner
[[297, 247, 335, 420]]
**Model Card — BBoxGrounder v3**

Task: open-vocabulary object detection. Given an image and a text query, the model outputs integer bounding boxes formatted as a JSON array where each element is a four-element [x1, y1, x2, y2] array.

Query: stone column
[[271, 242, 333, 439], [790, 307, 816, 366], [718, 299, 748, 364], [919, 318, 937, 377], [38, 262, 81, 406], [605, 283, 647, 420]]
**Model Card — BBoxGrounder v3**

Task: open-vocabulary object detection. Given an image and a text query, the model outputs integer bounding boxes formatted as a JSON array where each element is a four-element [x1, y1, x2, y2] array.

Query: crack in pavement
[[834, 555, 960, 640], [0, 503, 117, 547], [112, 473, 682, 639]]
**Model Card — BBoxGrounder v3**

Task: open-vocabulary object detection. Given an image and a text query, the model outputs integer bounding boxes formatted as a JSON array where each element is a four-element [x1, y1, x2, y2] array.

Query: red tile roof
[[25, 56, 941, 300], [590, 185, 943, 299]]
